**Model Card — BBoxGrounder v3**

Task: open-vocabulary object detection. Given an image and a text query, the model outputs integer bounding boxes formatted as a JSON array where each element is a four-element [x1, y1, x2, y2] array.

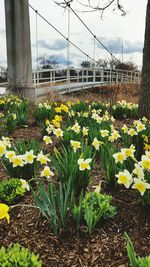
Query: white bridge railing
[[32, 67, 141, 87]]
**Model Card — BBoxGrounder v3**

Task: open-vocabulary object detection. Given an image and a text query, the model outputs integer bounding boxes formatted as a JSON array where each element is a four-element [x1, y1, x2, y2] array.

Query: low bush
[[0, 243, 42, 267]]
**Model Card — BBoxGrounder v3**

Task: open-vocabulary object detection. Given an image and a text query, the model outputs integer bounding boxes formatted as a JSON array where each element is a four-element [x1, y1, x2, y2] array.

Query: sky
[[0, 0, 148, 69]]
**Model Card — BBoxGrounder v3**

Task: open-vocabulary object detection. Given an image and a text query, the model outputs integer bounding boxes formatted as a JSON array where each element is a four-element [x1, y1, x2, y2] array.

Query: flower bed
[[0, 93, 149, 266]]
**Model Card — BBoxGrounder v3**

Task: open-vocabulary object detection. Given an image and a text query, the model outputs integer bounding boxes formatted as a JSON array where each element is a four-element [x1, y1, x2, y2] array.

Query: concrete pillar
[[5, 0, 35, 101]]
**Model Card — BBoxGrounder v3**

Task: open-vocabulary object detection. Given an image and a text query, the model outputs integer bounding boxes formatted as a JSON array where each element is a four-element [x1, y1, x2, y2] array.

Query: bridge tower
[[5, 0, 35, 101]]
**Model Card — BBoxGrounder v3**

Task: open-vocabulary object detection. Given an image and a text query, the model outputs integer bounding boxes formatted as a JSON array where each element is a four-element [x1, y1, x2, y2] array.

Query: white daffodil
[[43, 135, 53, 145], [100, 129, 109, 138], [140, 155, 150, 170], [113, 152, 126, 164], [133, 163, 144, 179], [92, 137, 103, 151], [0, 142, 6, 157], [5, 150, 16, 162], [136, 122, 146, 132], [121, 145, 135, 159], [116, 169, 133, 188], [132, 178, 150, 195], [71, 122, 81, 134], [23, 150, 36, 164], [82, 127, 89, 136], [20, 179, 30, 191], [11, 155, 24, 168], [70, 140, 81, 152], [41, 166, 54, 179], [77, 158, 92, 171], [37, 151, 51, 165], [53, 128, 63, 138], [122, 124, 128, 133], [128, 128, 138, 137]]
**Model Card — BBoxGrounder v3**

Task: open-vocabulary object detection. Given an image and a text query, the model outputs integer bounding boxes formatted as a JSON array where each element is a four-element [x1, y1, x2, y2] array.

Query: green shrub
[[0, 178, 29, 204], [82, 192, 116, 234], [0, 243, 42, 267], [72, 191, 116, 234]]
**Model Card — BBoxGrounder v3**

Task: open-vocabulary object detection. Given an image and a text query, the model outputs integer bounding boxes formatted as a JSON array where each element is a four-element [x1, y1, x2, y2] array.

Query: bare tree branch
[[55, 0, 126, 16]]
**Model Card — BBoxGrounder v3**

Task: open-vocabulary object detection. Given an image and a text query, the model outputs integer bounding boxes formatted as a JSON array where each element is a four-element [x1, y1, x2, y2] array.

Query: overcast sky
[[0, 0, 147, 69]]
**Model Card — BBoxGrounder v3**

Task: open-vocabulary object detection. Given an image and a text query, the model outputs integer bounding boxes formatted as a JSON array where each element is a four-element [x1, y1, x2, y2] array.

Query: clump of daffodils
[[115, 150, 150, 198]]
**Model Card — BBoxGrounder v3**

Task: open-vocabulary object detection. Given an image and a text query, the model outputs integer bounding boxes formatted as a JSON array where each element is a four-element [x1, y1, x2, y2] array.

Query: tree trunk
[[139, 0, 150, 119]]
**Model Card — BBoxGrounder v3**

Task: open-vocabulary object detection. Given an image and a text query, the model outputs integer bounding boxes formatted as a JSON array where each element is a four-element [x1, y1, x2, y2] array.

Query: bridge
[[0, 1, 141, 101], [32, 67, 141, 97], [0, 66, 141, 97]]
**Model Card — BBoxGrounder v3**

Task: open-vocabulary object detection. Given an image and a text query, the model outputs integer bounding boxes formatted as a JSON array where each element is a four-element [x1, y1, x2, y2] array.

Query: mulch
[[0, 88, 150, 267]]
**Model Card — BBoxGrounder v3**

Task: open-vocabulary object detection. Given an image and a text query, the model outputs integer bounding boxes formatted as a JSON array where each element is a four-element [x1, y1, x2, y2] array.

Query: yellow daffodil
[[55, 107, 62, 113], [45, 119, 50, 126], [41, 166, 54, 179], [77, 158, 92, 171], [66, 100, 72, 107], [0, 203, 10, 224], [43, 136, 53, 145], [144, 143, 150, 151], [52, 119, 60, 128], [142, 135, 149, 143], [60, 104, 69, 113], [54, 115, 62, 122], [116, 170, 133, 188], [132, 178, 150, 195]]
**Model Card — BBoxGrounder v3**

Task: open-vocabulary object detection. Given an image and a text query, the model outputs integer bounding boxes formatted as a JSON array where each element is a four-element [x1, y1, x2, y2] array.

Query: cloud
[[47, 54, 73, 66], [37, 53, 73, 66], [97, 37, 143, 54], [38, 39, 68, 51]]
